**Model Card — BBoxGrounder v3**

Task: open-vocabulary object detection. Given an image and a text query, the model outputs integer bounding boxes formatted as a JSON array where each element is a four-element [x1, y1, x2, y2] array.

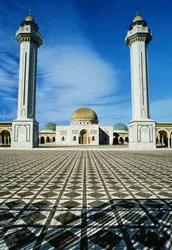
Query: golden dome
[[71, 107, 98, 121], [133, 10, 142, 22], [25, 10, 34, 22]]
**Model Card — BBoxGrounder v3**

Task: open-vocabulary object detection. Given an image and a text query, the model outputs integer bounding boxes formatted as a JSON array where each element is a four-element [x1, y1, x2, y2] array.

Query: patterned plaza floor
[[0, 149, 172, 249]]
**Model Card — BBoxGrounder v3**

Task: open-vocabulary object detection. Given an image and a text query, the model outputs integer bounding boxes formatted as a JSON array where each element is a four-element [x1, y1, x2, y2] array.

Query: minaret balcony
[[16, 26, 42, 39]]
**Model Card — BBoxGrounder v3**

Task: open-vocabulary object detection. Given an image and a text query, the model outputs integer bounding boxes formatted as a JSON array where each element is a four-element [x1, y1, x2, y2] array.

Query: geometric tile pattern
[[0, 149, 172, 249]]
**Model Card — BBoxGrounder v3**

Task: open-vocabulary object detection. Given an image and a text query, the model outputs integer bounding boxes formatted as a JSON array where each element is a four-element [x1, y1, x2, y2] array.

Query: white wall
[[56, 124, 99, 145], [56, 126, 69, 145], [99, 126, 113, 145]]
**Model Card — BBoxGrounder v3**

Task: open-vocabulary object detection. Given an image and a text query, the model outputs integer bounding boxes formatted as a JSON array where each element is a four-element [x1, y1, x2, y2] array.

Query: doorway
[[80, 130, 88, 145]]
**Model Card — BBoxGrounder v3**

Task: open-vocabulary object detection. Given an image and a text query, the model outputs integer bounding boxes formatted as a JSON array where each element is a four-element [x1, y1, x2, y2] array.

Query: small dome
[[43, 122, 56, 131], [25, 10, 34, 22], [133, 10, 142, 23], [71, 107, 98, 121], [113, 123, 128, 131]]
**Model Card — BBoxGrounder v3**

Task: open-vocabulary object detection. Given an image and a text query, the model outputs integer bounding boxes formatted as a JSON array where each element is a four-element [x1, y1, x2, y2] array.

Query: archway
[[119, 137, 124, 144], [46, 137, 50, 143], [0, 130, 11, 147], [40, 137, 45, 144], [113, 133, 119, 145], [157, 130, 168, 147], [79, 130, 88, 145], [125, 137, 129, 143], [53, 137, 55, 142]]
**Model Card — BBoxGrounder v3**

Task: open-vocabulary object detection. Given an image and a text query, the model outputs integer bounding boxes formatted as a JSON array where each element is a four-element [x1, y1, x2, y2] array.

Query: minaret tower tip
[[11, 11, 43, 149], [125, 11, 156, 149]]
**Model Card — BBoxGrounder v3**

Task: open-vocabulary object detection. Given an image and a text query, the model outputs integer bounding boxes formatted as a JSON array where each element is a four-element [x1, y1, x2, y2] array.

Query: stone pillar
[[158, 134, 160, 145], [0, 135, 2, 145], [5, 136, 7, 146], [168, 136, 170, 148], [161, 136, 164, 146], [109, 130, 114, 145]]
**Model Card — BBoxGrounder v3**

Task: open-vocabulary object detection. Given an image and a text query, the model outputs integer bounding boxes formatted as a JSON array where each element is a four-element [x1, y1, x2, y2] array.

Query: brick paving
[[0, 149, 172, 249]]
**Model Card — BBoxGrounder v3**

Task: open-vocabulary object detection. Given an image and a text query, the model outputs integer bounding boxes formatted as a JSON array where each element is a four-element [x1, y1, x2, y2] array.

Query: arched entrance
[[113, 133, 119, 145], [119, 137, 124, 144], [0, 130, 11, 147], [46, 137, 50, 143], [79, 130, 88, 145], [125, 137, 129, 143], [157, 130, 168, 147], [40, 137, 45, 144]]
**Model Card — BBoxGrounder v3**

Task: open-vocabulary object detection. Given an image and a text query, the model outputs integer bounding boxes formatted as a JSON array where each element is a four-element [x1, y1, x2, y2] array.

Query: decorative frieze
[[72, 130, 78, 134], [129, 37, 146, 45], [91, 130, 97, 134], [60, 131, 67, 135]]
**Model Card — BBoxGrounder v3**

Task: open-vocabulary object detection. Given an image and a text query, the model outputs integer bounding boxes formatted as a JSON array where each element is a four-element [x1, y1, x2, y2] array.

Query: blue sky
[[0, 0, 172, 129]]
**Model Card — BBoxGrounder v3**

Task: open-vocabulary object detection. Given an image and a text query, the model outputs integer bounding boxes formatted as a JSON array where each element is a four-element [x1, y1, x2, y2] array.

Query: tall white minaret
[[125, 11, 156, 149], [11, 11, 43, 148]]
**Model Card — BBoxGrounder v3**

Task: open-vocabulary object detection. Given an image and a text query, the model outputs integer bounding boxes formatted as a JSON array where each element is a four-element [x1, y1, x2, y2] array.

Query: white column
[[125, 13, 156, 149], [161, 136, 164, 146], [129, 39, 150, 120], [158, 134, 160, 145], [17, 42, 38, 120], [109, 129, 113, 145], [11, 12, 43, 149], [0, 135, 2, 145], [168, 136, 170, 148], [5, 136, 7, 146]]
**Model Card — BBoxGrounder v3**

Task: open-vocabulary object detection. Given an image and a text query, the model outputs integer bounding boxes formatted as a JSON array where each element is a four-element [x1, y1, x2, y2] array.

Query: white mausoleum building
[[39, 107, 129, 146]]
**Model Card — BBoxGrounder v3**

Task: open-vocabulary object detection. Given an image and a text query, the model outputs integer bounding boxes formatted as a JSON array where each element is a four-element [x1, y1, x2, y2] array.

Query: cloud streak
[[37, 43, 122, 127]]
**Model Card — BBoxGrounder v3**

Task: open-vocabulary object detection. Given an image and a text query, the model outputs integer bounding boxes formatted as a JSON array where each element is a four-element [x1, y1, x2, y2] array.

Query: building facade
[[0, 12, 171, 149], [39, 107, 129, 146], [1, 113, 172, 148]]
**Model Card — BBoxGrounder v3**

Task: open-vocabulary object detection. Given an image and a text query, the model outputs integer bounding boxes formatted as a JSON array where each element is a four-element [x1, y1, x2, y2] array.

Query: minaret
[[125, 11, 156, 149], [11, 11, 43, 148]]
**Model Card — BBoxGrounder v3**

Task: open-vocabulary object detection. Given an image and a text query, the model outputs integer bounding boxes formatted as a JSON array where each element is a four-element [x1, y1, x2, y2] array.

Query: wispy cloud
[[0, 0, 130, 128], [0, 0, 171, 129], [37, 43, 123, 127]]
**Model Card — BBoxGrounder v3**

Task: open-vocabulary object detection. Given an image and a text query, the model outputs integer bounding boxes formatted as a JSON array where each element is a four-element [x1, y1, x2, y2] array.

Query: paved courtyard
[[0, 149, 172, 249]]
